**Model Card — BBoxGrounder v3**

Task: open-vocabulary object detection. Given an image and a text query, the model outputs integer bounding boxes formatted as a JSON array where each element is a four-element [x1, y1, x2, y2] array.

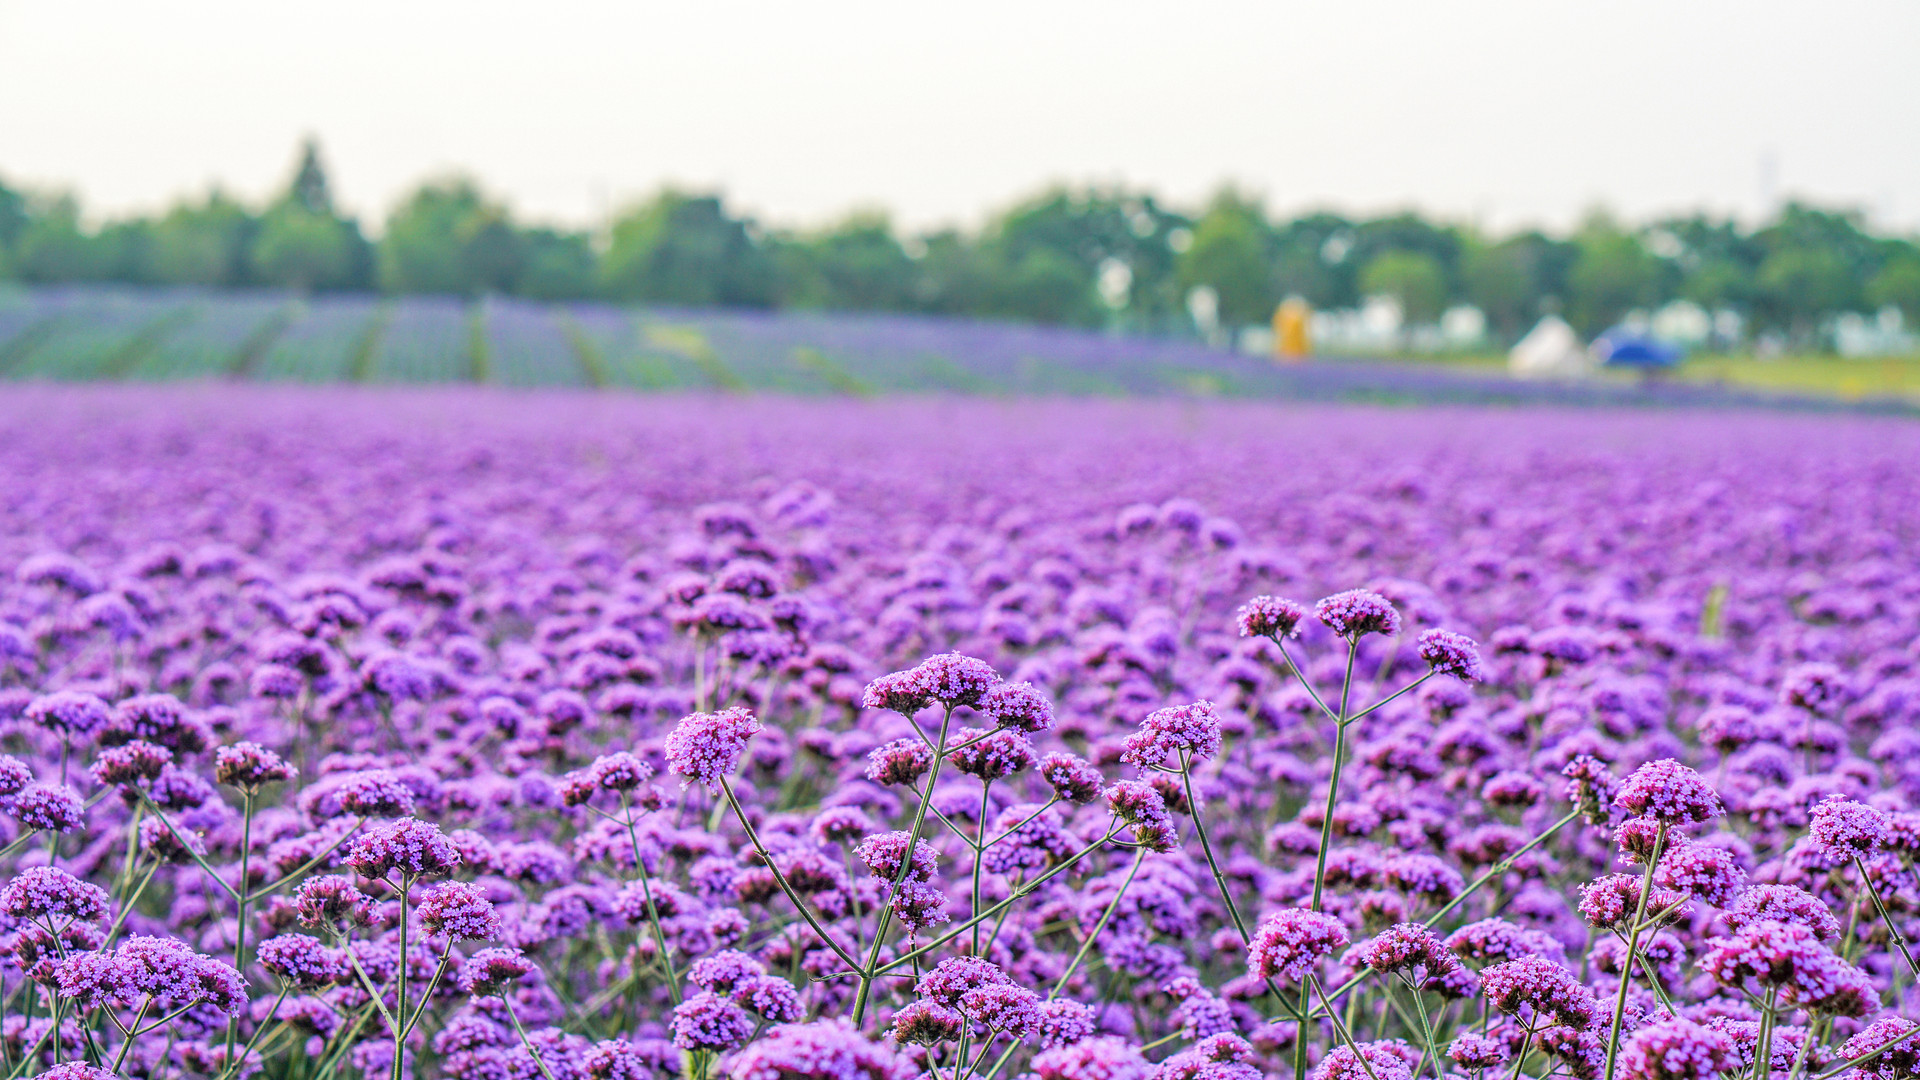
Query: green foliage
[[517, 230, 597, 302], [776, 212, 917, 311], [1757, 247, 1856, 339], [1566, 213, 1660, 335], [288, 138, 334, 216], [1178, 190, 1275, 327], [12, 197, 103, 283], [1868, 256, 1920, 322], [1462, 233, 1572, 339], [254, 207, 358, 291], [147, 192, 254, 286], [603, 191, 775, 308], [2, 142, 1918, 349], [1359, 250, 1447, 324], [379, 179, 525, 296]]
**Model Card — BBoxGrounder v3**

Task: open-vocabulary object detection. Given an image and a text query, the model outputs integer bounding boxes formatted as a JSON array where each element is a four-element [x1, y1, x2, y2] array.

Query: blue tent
[[1592, 328, 1683, 368]]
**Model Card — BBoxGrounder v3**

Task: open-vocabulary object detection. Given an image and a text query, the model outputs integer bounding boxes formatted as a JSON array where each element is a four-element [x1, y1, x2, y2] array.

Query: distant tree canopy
[[1, 141, 1916, 348]]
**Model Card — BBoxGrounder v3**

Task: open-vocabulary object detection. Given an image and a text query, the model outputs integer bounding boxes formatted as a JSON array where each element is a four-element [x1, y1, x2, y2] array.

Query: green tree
[[1867, 252, 1920, 323], [378, 179, 524, 296], [0, 178, 27, 277], [145, 192, 255, 286], [1176, 190, 1274, 327], [1756, 247, 1855, 340], [1462, 237, 1540, 340], [783, 212, 917, 310], [907, 231, 995, 316], [981, 187, 1187, 327], [254, 140, 372, 291], [516, 229, 597, 301], [602, 191, 775, 307], [1359, 250, 1447, 324], [1565, 213, 1658, 335], [253, 206, 357, 290], [12, 196, 102, 283], [287, 138, 334, 216], [1269, 212, 1352, 309], [989, 248, 1096, 325], [1747, 203, 1877, 340]]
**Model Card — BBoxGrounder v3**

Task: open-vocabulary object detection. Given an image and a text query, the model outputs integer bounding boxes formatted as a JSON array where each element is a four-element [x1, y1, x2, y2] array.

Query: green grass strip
[[347, 301, 395, 383], [645, 324, 745, 391], [558, 313, 610, 389], [466, 301, 492, 384], [102, 307, 196, 380], [227, 300, 304, 380], [791, 346, 873, 397], [0, 314, 65, 378]]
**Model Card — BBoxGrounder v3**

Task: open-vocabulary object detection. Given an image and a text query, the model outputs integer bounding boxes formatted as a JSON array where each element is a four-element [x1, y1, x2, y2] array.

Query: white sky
[[1, 0, 1916, 236]]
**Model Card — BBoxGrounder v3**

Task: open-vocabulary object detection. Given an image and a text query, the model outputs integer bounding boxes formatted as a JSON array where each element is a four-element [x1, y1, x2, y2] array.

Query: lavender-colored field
[[1, 386, 1917, 1080], [3, 286, 1907, 411]]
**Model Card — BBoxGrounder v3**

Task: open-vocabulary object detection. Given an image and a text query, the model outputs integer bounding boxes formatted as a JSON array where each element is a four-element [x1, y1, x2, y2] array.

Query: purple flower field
[[2, 385, 1919, 1080]]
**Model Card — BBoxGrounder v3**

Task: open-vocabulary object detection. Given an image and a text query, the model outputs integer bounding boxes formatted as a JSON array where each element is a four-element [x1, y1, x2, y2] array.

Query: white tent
[[1508, 316, 1593, 378]]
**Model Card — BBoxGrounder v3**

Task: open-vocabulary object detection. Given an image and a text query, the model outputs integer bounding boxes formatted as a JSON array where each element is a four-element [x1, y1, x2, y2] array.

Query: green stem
[[623, 796, 683, 1005], [135, 792, 241, 901], [228, 791, 257, 1066], [1310, 975, 1382, 1080], [1754, 987, 1779, 1080], [1406, 979, 1443, 1080], [973, 780, 991, 954], [504, 995, 563, 1080], [853, 705, 953, 1028], [717, 778, 860, 970], [1603, 823, 1667, 1080], [1052, 850, 1146, 997], [215, 985, 289, 1080], [392, 872, 413, 1080], [871, 825, 1124, 977], [1855, 857, 1920, 977], [1182, 756, 1250, 942]]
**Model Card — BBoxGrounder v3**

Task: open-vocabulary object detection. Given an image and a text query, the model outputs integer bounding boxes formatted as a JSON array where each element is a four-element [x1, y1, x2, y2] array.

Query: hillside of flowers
[[1, 385, 1919, 1080]]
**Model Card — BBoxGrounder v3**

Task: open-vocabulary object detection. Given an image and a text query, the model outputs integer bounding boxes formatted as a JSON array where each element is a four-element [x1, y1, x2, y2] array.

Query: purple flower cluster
[[1119, 701, 1223, 771], [1247, 909, 1349, 984], [664, 707, 761, 789]]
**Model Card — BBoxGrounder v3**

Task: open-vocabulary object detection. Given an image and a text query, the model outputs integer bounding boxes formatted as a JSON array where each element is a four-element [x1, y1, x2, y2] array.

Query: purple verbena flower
[[1809, 796, 1889, 859], [416, 882, 501, 940], [665, 707, 760, 789], [1236, 596, 1307, 639], [1621, 1018, 1733, 1080], [1247, 909, 1349, 984], [1314, 590, 1402, 638], [865, 739, 934, 787], [1417, 629, 1485, 682], [1040, 753, 1104, 803], [346, 818, 461, 880], [1614, 759, 1723, 825], [980, 681, 1054, 733], [1120, 701, 1223, 770]]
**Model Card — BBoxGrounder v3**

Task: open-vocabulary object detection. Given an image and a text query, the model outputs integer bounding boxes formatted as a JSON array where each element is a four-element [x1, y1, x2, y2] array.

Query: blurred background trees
[[1, 140, 1916, 350]]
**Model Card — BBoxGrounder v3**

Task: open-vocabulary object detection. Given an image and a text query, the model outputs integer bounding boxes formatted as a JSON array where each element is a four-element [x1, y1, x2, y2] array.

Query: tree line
[[2, 141, 1916, 346]]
